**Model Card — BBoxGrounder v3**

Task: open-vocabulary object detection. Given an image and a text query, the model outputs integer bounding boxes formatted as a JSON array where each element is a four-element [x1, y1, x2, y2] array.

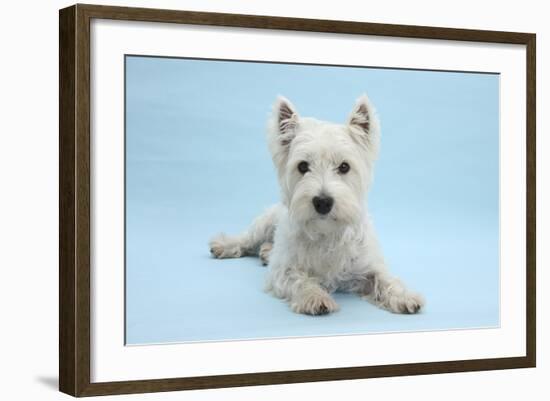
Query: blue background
[[125, 56, 499, 345]]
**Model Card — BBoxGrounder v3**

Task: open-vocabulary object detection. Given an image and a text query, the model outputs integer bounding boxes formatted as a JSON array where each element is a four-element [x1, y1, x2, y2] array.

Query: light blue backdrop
[[125, 56, 499, 344]]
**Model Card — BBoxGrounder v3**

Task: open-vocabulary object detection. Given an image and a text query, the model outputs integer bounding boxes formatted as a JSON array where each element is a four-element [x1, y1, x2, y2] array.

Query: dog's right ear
[[268, 96, 300, 170], [273, 96, 299, 143]]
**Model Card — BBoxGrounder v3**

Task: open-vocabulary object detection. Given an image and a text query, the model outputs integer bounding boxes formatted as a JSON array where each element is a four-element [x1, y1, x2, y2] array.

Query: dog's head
[[267, 95, 380, 234]]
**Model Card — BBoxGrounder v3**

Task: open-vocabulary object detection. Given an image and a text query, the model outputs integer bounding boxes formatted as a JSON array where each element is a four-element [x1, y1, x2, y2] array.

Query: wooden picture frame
[[59, 3, 536, 397]]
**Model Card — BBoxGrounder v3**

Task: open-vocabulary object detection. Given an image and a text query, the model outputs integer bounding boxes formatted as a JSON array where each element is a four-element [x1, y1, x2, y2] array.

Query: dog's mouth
[[309, 213, 339, 225], [317, 214, 337, 221]]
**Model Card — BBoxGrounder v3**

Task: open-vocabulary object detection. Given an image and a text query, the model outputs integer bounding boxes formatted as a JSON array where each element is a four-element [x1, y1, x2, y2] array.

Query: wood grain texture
[[75, 4, 92, 396], [78, 3, 532, 43], [59, 4, 92, 396], [525, 34, 536, 367], [58, 3, 536, 397], [78, 357, 533, 397], [59, 5, 76, 396]]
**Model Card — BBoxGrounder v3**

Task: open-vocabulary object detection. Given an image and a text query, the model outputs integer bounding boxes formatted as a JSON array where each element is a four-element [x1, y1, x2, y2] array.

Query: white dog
[[209, 95, 424, 316]]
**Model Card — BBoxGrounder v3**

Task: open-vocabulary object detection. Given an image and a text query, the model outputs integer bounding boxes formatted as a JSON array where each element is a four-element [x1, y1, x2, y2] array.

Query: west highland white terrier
[[209, 95, 424, 316]]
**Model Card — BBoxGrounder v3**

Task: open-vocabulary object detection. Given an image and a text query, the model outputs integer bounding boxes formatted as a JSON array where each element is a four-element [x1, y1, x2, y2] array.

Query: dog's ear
[[273, 96, 299, 142], [268, 96, 300, 171], [347, 94, 380, 161]]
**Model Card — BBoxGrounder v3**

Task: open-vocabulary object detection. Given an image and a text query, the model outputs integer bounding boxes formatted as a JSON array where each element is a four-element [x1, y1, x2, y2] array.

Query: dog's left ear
[[347, 94, 380, 160]]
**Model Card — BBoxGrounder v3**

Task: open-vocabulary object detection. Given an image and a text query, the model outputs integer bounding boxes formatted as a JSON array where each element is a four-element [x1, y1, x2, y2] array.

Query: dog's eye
[[338, 162, 350, 174], [297, 161, 309, 174]]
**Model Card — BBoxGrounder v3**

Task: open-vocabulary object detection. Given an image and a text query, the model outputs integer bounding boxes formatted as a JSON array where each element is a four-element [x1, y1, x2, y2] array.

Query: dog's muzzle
[[312, 196, 334, 215]]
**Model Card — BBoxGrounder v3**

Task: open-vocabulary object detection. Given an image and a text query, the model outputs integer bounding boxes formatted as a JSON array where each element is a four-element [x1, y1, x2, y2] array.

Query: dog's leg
[[290, 282, 339, 316], [267, 269, 339, 315], [209, 206, 278, 261], [259, 242, 273, 266], [356, 269, 424, 314]]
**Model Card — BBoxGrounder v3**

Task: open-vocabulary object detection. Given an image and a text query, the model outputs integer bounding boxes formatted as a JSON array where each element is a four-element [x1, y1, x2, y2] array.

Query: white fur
[[210, 95, 424, 316]]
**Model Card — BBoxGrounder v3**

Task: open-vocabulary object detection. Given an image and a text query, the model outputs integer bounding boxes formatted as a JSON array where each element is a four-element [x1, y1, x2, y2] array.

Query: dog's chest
[[294, 233, 365, 278]]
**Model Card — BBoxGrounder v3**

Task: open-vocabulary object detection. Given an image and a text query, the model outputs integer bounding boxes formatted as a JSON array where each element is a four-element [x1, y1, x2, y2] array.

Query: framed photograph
[[59, 4, 536, 397]]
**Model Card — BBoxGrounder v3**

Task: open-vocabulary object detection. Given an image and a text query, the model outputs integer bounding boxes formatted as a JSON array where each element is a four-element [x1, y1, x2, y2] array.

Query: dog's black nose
[[312, 196, 334, 215]]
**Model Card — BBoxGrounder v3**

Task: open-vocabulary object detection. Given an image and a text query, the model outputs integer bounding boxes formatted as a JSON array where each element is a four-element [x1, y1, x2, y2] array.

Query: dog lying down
[[210, 95, 424, 316]]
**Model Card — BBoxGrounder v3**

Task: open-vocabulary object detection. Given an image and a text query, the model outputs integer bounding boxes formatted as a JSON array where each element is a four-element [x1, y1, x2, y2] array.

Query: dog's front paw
[[209, 234, 242, 259], [386, 291, 425, 314], [291, 290, 339, 316]]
